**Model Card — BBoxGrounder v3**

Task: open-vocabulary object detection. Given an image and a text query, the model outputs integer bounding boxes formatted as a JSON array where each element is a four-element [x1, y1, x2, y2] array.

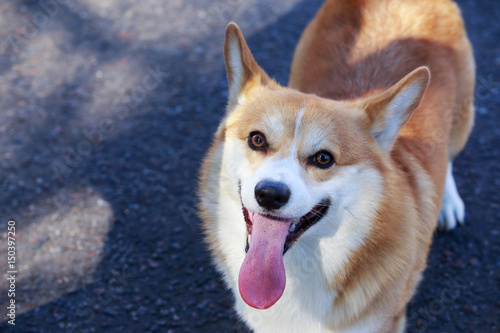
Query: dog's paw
[[438, 162, 465, 231]]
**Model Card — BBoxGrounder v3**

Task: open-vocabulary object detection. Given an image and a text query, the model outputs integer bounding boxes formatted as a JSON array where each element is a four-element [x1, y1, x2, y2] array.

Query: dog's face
[[227, 87, 368, 213], [222, 80, 388, 311], [211, 23, 429, 310]]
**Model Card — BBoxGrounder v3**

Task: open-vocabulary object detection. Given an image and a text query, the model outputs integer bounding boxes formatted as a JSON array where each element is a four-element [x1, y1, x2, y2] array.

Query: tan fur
[[199, 0, 474, 332]]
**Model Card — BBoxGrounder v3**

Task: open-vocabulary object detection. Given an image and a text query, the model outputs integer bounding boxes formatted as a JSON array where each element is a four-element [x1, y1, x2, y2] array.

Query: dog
[[198, 0, 475, 331]]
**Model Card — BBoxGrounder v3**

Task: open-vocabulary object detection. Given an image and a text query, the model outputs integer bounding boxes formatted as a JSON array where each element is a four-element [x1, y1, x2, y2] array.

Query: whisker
[[342, 205, 355, 219]]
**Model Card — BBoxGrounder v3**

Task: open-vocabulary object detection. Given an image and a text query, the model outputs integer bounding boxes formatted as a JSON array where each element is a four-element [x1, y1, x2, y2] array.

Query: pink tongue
[[238, 213, 292, 309]]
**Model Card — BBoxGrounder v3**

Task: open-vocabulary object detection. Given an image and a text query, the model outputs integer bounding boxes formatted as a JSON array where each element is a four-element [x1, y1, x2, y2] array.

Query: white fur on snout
[[240, 157, 315, 218]]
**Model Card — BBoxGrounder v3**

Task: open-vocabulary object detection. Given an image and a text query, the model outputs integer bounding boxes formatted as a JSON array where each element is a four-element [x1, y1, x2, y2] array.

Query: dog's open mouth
[[242, 200, 330, 255], [238, 200, 330, 309]]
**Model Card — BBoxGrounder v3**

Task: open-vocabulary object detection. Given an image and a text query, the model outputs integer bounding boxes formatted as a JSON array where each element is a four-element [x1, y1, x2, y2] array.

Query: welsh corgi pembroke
[[198, 0, 475, 331]]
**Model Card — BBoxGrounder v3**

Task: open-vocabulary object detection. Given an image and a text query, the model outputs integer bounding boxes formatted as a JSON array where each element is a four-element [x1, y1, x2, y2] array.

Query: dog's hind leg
[[438, 161, 465, 231], [439, 44, 474, 231]]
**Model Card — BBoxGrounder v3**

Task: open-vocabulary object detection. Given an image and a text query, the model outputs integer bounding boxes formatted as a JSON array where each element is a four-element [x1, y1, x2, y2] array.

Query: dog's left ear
[[363, 66, 430, 153], [224, 22, 271, 106]]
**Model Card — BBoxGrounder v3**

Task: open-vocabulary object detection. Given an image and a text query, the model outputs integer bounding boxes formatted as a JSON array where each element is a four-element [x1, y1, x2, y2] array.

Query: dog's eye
[[311, 151, 334, 168], [248, 131, 268, 151]]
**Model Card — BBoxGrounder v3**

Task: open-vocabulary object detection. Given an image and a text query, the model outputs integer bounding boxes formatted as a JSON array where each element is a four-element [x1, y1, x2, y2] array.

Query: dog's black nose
[[255, 180, 291, 211]]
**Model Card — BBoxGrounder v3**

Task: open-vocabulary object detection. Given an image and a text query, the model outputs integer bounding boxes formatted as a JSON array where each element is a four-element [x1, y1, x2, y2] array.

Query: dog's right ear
[[224, 22, 270, 106]]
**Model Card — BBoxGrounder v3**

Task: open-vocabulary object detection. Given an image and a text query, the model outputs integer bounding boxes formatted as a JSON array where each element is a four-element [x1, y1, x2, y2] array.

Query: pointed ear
[[363, 66, 430, 153], [224, 22, 270, 105]]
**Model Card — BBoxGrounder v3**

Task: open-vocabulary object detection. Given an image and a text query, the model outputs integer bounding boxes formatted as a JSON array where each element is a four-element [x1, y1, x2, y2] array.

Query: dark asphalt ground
[[0, 0, 498, 332]]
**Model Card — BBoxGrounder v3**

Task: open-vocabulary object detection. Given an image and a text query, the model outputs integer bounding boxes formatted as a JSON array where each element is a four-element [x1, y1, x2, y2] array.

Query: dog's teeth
[[248, 233, 251, 245], [288, 218, 301, 233]]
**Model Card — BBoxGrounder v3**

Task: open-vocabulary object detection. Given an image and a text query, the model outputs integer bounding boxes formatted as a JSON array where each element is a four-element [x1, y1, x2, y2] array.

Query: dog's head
[[216, 23, 429, 310]]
